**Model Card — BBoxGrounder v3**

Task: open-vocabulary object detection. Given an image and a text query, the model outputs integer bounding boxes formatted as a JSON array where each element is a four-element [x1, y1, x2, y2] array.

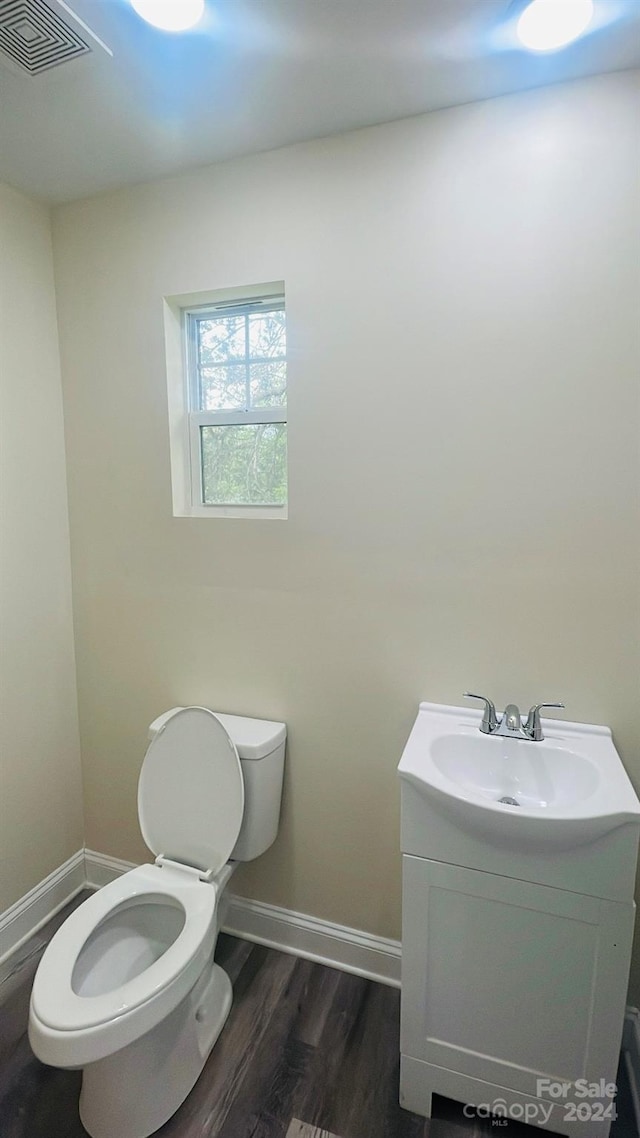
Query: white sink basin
[[431, 734, 600, 809], [398, 702, 640, 850]]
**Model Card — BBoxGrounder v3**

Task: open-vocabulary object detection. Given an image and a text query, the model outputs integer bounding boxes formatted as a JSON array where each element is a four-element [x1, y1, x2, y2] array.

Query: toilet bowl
[[28, 706, 286, 1138]]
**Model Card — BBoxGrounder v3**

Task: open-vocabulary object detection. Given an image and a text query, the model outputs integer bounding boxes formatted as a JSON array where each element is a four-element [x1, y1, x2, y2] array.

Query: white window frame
[[163, 282, 287, 520]]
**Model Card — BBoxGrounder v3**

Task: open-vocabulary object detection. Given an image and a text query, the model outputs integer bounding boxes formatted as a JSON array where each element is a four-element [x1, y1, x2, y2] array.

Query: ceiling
[[0, 0, 638, 203]]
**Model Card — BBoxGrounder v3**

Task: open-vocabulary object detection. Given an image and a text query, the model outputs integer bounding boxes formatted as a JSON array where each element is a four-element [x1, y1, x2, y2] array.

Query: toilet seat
[[138, 706, 245, 875], [29, 863, 225, 1067]]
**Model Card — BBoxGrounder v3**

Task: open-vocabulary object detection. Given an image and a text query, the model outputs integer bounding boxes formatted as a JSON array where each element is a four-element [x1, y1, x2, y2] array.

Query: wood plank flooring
[[0, 895, 636, 1138]]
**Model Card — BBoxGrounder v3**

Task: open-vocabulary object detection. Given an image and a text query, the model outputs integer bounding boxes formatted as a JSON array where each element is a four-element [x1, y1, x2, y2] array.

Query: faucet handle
[[524, 702, 565, 741], [464, 693, 498, 735]]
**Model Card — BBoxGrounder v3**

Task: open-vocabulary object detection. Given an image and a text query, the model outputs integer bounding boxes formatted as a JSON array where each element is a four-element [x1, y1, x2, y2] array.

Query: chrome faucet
[[464, 694, 564, 742]]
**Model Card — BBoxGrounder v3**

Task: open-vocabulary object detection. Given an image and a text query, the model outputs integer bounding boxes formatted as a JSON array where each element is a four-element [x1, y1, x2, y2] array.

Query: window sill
[[175, 503, 288, 520]]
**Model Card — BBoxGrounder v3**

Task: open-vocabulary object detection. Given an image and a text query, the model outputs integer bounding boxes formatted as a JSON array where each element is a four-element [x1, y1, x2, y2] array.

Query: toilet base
[[78, 961, 232, 1138]]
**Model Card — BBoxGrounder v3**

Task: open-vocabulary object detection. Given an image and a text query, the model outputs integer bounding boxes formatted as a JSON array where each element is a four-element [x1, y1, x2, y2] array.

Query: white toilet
[[28, 706, 286, 1138]]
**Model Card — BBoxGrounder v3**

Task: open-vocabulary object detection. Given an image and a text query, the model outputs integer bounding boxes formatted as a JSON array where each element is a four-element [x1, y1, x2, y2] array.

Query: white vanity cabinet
[[400, 855, 635, 1137], [397, 702, 640, 1138]]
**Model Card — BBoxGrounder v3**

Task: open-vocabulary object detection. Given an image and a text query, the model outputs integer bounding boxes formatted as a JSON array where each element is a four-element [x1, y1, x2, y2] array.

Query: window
[[187, 295, 287, 512], [167, 286, 287, 518]]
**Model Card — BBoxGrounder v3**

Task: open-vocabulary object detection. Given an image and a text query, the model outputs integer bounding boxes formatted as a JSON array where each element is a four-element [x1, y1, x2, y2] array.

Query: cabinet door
[[401, 856, 634, 1097]]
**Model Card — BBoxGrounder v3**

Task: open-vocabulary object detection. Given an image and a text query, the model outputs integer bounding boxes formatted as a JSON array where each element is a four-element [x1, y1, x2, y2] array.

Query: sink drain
[[498, 796, 520, 806]]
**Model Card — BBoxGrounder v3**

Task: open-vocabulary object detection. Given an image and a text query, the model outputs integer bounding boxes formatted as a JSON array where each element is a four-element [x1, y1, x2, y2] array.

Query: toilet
[[28, 706, 286, 1138]]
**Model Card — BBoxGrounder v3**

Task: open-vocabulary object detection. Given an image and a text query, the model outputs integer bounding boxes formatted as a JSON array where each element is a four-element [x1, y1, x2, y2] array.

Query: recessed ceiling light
[[517, 0, 594, 52], [131, 0, 205, 33]]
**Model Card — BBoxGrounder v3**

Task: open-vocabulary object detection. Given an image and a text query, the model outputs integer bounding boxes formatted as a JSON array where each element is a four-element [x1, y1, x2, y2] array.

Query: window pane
[[250, 361, 287, 408], [199, 363, 247, 411], [248, 311, 286, 358], [200, 424, 287, 506], [197, 315, 245, 365]]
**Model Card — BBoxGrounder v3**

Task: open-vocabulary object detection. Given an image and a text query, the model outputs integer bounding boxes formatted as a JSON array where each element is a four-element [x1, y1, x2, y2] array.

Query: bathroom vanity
[[397, 702, 640, 1138]]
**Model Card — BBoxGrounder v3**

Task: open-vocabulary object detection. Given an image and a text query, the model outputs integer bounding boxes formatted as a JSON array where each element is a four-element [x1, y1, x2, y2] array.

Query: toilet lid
[[138, 707, 244, 875]]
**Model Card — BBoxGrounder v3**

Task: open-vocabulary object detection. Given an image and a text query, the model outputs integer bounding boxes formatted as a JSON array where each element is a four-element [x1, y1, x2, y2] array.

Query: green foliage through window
[[188, 296, 288, 510], [196, 309, 286, 412], [200, 423, 287, 506]]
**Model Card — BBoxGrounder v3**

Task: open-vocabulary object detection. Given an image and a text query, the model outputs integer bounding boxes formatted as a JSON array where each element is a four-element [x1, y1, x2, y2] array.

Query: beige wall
[[0, 183, 83, 911], [52, 71, 640, 992]]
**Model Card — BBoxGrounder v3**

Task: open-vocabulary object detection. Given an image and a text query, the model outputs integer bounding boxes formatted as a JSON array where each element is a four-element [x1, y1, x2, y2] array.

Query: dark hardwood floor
[[0, 894, 636, 1138]]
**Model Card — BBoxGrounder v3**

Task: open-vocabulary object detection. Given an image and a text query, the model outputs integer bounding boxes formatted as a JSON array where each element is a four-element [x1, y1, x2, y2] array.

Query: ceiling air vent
[[0, 0, 95, 75]]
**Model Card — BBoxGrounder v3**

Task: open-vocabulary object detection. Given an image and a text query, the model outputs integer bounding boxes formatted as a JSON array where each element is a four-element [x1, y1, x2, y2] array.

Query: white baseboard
[[0, 849, 85, 979], [623, 1007, 640, 1133], [224, 895, 401, 988], [84, 848, 136, 889], [83, 849, 401, 987]]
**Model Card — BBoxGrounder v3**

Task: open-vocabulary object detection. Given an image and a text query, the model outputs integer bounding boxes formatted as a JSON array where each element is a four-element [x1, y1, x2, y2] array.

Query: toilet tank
[[147, 708, 286, 862], [216, 711, 286, 861]]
